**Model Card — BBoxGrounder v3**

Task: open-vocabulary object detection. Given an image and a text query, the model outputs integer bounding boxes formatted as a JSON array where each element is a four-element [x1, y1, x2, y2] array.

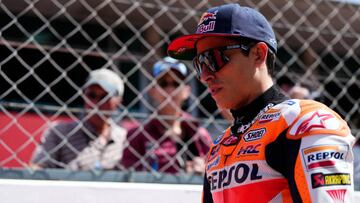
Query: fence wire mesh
[[0, 0, 359, 177]]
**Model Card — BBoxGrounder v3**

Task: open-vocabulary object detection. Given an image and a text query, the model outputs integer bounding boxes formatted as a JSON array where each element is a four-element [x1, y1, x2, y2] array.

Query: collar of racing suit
[[229, 85, 289, 135]]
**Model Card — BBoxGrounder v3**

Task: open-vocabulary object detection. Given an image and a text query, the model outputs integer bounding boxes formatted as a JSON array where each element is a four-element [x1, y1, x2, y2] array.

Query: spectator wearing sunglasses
[[122, 57, 211, 174], [167, 3, 354, 203], [30, 69, 127, 170]]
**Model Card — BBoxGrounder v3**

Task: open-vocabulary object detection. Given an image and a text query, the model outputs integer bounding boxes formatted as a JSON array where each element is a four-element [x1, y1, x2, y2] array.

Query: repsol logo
[[302, 145, 348, 171], [243, 128, 265, 142], [258, 112, 281, 124], [307, 151, 344, 163], [208, 163, 262, 191]]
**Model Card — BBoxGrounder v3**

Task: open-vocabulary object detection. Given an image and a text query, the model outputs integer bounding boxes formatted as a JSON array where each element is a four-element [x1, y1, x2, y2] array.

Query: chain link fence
[[1, 0, 360, 178]]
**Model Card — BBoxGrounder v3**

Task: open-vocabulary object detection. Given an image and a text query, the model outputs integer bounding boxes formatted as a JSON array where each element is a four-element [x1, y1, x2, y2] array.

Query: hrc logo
[[237, 144, 261, 156]]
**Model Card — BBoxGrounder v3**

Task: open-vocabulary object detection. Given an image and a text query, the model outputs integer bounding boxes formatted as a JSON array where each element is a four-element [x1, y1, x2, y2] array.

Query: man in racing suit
[[167, 3, 355, 203]]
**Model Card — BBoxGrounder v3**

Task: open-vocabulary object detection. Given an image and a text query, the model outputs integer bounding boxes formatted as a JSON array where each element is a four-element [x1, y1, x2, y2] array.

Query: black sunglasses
[[85, 92, 108, 101], [158, 80, 181, 88], [192, 43, 255, 79]]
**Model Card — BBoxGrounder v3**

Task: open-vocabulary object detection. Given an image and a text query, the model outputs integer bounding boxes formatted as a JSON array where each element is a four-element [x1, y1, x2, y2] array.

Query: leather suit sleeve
[[202, 172, 214, 203], [267, 100, 355, 202]]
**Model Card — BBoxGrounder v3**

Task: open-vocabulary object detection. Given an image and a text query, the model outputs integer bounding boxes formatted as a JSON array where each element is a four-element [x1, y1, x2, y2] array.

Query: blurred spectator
[[30, 69, 127, 170], [277, 75, 295, 94], [288, 85, 310, 99], [119, 115, 140, 131], [277, 76, 316, 100], [122, 57, 211, 174]]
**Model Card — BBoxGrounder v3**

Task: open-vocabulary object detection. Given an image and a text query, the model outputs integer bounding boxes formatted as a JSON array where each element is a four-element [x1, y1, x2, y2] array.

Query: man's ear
[[252, 42, 268, 65]]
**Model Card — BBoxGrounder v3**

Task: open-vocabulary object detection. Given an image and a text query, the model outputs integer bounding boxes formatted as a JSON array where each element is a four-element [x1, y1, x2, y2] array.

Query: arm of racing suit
[[266, 101, 355, 202]]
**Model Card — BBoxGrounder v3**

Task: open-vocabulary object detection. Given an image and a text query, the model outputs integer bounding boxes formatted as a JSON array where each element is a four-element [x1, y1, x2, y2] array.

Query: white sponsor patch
[[258, 111, 281, 124], [243, 128, 266, 142], [273, 99, 301, 126], [301, 144, 349, 171]]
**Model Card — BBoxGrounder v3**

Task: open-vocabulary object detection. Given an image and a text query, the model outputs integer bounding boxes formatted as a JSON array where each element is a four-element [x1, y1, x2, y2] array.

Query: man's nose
[[199, 66, 215, 83]]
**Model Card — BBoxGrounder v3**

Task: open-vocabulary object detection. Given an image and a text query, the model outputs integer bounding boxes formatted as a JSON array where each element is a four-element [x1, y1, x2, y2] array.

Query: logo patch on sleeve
[[311, 173, 351, 188], [302, 145, 349, 171], [289, 110, 341, 136]]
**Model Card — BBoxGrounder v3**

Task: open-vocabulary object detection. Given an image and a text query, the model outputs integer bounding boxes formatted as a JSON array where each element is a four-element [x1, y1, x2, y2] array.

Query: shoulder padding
[[272, 99, 350, 139]]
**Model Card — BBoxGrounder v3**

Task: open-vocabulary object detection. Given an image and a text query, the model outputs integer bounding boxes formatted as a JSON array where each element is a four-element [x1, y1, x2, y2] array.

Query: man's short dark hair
[[237, 37, 276, 76]]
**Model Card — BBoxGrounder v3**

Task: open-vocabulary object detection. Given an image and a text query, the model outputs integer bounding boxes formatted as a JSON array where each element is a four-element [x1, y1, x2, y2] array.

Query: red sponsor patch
[[308, 160, 336, 169], [208, 144, 220, 161], [326, 189, 347, 203], [221, 135, 239, 146]]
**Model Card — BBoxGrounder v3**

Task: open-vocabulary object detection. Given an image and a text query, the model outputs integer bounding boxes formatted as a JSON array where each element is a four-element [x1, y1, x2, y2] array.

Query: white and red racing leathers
[[203, 86, 355, 203]]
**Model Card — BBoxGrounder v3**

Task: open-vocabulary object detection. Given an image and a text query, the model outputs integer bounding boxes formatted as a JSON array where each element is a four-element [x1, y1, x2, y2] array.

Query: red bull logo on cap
[[196, 10, 218, 34], [198, 11, 218, 25]]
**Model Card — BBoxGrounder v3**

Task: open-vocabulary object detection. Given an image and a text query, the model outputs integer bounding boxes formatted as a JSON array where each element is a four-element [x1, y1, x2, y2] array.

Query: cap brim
[[85, 79, 118, 96], [167, 33, 240, 60], [154, 68, 186, 80]]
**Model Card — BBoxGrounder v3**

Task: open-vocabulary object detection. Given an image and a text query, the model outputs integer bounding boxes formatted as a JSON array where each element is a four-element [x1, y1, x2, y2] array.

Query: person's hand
[[28, 163, 43, 170], [186, 156, 206, 174], [97, 126, 111, 146]]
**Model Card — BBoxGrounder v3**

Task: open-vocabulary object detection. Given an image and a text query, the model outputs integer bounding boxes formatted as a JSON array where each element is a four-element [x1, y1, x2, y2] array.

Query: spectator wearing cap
[[30, 69, 127, 170], [122, 57, 211, 174]]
